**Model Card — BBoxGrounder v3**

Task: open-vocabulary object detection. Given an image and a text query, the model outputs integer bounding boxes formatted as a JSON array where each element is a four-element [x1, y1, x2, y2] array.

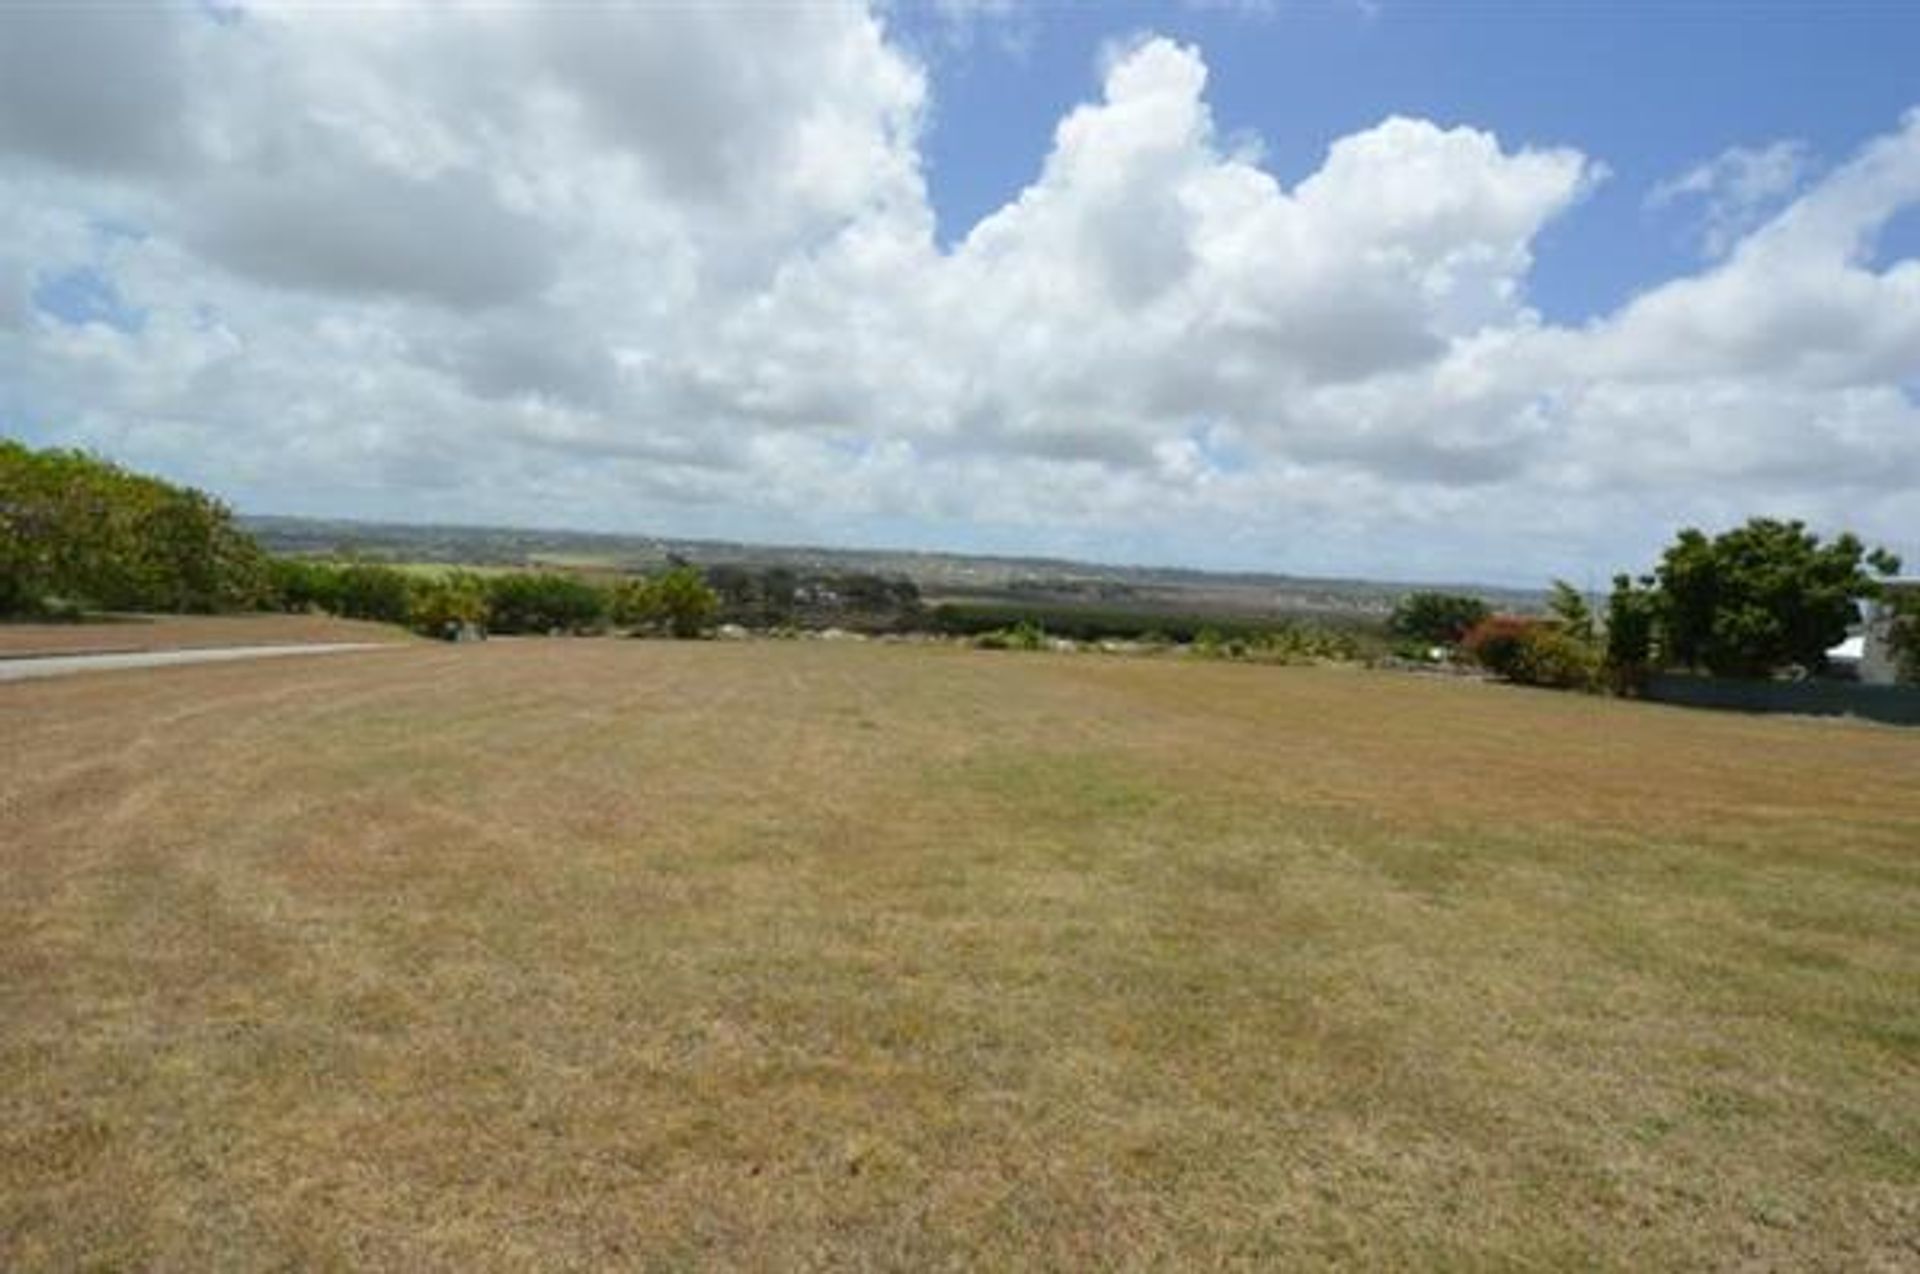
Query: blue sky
[[1, 1, 1917, 584], [895, 1, 1920, 320]]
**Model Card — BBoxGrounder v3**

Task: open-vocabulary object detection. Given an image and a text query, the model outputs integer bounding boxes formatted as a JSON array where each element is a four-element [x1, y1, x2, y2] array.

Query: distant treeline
[[2, 441, 271, 616], [0, 441, 938, 638], [927, 598, 1380, 647], [0, 441, 1407, 660], [267, 558, 721, 638], [705, 563, 923, 631]]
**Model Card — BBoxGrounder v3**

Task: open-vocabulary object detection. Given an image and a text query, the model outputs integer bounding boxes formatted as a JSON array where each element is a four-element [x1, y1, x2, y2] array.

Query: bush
[[974, 620, 1047, 651], [486, 571, 607, 634], [2, 440, 271, 615], [1461, 615, 1539, 679], [334, 562, 415, 624], [268, 558, 346, 614], [1388, 591, 1492, 646], [1463, 616, 1597, 690], [1511, 626, 1599, 690], [612, 566, 717, 638], [1252, 625, 1362, 664], [409, 570, 489, 638]]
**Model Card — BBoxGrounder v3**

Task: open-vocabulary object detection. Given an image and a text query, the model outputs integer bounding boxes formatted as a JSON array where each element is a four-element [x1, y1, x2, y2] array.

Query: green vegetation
[[931, 597, 1379, 650], [406, 570, 489, 638], [1888, 586, 1920, 684], [484, 571, 608, 634], [612, 565, 721, 638], [1386, 589, 1491, 646], [1464, 521, 1902, 699], [264, 557, 723, 641], [972, 618, 1051, 651], [1545, 579, 1595, 644], [1, 440, 269, 616], [1651, 518, 1899, 677], [12, 447, 1900, 700]]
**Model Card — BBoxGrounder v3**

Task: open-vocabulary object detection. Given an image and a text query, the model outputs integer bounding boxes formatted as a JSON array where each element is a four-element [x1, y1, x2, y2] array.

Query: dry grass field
[[0, 612, 411, 658], [3, 640, 1917, 1269]]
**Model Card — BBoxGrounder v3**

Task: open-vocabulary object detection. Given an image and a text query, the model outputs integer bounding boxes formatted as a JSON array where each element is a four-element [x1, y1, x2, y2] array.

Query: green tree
[[1885, 586, 1920, 684], [409, 570, 490, 638], [1, 439, 271, 615], [1387, 591, 1492, 646], [1603, 573, 1659, 694], [1654, 518, 1899, 678], [649, 565, 718, 638], [613, 566, 717, 638], [1546, 579, 1596, 645]]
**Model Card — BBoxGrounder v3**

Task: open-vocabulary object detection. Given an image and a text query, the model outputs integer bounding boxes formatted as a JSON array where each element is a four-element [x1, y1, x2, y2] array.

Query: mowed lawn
[[0, 612, 411, 658], [3, 641, 1916, 1269]]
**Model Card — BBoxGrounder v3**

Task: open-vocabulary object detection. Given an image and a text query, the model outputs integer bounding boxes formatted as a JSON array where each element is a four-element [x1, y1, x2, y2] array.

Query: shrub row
[[268, 559, 720, 639]]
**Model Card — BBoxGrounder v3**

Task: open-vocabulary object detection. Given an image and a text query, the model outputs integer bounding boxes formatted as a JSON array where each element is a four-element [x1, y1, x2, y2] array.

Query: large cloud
[[0, 5, 191, 175], [0, 1, 1915, 581]]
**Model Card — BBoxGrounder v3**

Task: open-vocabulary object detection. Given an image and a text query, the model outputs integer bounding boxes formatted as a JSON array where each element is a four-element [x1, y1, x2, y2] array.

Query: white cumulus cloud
[[0, 2, 1915, 582]]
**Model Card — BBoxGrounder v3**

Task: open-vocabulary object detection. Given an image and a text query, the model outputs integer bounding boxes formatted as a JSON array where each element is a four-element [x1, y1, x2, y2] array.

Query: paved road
[[0, 642, 393, 683]]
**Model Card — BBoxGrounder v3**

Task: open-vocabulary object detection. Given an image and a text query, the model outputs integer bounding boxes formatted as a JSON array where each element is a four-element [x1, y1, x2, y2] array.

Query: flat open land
[[0, 612, 411, 658], [3, 642, 1917, 1268]]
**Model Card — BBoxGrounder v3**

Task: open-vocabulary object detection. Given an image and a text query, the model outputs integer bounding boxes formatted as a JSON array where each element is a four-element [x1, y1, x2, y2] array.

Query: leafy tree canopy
[[2, 438, 269, 615], [1387, 590, 1491, 646], [613, 565, 718, 638], [1653, 518, 1899, 678]]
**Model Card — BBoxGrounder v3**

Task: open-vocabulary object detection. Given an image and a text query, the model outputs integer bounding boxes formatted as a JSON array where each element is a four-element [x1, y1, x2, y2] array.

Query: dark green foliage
[[760, 567, 799, 624], [1, 439, 270, 615], [267, 557, 346, 614], [704, 564, 762, 621], [1886, 587, 1920, 685], [263, 557, 414, 624], [330, 562, 413, 624], [1654, 519, 1898, 677], [698, 564, 914, 631], [485, 571, 607, 634], [1603, 574, 1659, 694], [836, 572, 922, 614], [930, 600, 1376, 651], [1387, 591, 1492, 646]]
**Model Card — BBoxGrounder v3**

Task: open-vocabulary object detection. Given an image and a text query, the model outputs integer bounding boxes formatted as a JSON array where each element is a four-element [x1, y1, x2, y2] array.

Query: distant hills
[[241, 514, 1547, 624]]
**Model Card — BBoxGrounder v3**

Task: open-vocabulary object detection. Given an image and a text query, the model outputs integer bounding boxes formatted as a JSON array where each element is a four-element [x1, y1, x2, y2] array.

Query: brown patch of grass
[[2, 643, 1917, 1267], [0, 612, 412, 657]]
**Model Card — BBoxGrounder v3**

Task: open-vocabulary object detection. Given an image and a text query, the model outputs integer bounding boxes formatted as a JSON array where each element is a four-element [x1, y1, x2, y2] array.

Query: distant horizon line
[[237, 509, 1551, 600]]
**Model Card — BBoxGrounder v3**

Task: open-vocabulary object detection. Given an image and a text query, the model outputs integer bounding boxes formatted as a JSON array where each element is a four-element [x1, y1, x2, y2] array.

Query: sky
[[1, 1, 1917, 586]]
